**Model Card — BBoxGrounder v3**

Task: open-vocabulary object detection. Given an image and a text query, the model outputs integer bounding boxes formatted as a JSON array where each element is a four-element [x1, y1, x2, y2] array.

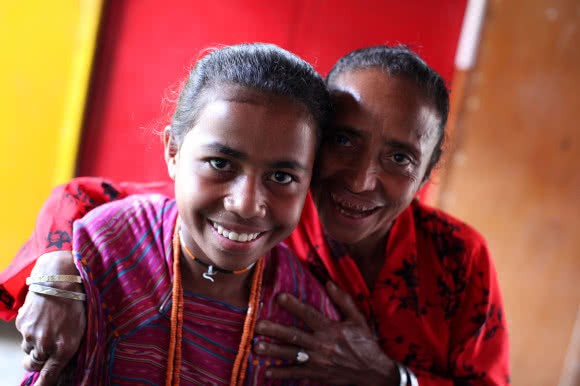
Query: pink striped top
[[65, 194, 339, 385]]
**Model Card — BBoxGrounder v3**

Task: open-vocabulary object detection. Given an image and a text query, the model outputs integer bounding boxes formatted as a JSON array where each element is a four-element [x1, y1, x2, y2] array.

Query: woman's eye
[[391, 153, 412, 165], [209, 158, 231, 170], [270, 171, 294, 185], [333, 134, 352, 146]]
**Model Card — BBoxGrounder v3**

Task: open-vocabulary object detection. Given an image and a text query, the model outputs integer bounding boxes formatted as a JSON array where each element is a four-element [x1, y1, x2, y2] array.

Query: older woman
[[4, 46, 509, 385]]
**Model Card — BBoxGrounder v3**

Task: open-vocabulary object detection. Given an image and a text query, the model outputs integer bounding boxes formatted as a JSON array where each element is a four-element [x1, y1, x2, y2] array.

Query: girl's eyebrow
[[203, 143, 247, 160], [267, 160, 308, 172], [203, 142, 308, 172]]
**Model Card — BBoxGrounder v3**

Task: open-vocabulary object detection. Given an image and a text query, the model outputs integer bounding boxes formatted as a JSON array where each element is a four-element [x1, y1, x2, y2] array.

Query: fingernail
[[278, 293, 288, 302], [255, 321, 266, 332], [256, 342, 266, 352], [265, 370, 272, 378]]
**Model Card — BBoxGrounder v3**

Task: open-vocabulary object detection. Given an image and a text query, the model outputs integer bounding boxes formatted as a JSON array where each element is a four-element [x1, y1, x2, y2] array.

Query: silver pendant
[[202, 265, 217, 282]]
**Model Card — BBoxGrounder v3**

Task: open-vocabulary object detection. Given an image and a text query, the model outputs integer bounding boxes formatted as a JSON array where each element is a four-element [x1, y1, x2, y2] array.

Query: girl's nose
[[223, 176, 267, 218]]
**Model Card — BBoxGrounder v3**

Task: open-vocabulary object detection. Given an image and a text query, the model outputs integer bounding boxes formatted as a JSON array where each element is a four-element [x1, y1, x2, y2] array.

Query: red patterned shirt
[[2, 177, 510, 385]]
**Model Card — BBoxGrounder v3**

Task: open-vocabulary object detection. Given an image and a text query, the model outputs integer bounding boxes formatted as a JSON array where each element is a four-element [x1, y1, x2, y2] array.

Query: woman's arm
[[253, 247, 510, 386], [5, 177, 172, 386], [1, 177, 173, 321], [255, 282, 401, 385]]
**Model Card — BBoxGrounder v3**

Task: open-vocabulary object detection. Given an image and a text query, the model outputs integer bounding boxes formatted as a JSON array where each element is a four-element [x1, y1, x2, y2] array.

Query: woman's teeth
[[212, 222, 260, 242], [331, 193, 379, 218]]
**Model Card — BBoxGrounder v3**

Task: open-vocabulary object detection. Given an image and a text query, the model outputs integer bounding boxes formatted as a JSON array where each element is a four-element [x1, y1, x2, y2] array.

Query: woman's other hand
[[15, 251, 85, 386], [254, 281, 399, 385]]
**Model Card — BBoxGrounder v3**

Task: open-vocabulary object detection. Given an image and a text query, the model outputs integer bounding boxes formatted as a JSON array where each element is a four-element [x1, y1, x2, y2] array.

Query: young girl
[[23, 43, 338, 385]]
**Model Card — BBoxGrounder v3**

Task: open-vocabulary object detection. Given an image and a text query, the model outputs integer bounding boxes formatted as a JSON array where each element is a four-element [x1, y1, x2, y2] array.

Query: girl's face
[[166, 87, 317, 271], [311, 68, 440, 248]]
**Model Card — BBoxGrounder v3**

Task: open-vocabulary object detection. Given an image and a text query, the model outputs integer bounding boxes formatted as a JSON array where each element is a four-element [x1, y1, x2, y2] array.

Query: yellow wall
[[0, 2, 101, 270]]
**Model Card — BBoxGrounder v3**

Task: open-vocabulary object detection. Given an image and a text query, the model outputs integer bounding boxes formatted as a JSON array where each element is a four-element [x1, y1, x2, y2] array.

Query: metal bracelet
[[26, 275, 82, 285], [396, 361, 408, 386], [406, 365, 419, 386], [28, 283, 86, 301]]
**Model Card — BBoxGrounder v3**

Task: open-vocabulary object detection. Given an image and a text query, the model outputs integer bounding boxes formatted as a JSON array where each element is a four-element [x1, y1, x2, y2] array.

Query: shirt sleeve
[[0, 177, 173, 321], [428, 240, 510, 386]]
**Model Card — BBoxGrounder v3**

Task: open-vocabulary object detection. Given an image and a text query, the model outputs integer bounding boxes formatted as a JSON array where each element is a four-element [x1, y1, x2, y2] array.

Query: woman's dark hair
[[326, 45, 449, 179], [170, 43, 331, 145]]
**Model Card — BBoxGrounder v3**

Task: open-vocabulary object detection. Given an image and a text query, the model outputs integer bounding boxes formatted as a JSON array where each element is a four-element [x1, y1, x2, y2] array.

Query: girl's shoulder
[[72, 193, 177, 283], [261, 243, 340, 322]]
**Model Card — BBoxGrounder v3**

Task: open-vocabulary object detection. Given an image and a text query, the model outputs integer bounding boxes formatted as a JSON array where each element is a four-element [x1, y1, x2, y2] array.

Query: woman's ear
[[163, 126, 179, 180]]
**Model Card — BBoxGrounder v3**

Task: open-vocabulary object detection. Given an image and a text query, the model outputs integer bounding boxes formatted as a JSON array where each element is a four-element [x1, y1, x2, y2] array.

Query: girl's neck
[[179, 253, 254, 308]]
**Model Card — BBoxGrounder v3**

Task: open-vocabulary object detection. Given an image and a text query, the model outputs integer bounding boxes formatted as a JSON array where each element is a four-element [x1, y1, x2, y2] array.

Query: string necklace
[[179, 228, 255, 282], [166, 219, 265, 386]]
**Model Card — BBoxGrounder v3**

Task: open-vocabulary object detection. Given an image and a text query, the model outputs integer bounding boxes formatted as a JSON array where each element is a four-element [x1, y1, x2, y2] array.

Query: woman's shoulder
[[410, 199, 488, 252]]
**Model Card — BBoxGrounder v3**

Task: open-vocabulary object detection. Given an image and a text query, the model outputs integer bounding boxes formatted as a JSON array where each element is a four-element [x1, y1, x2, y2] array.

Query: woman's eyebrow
[[383, 139, 421, 158], [334, 125, 365, 139], [202, 143, 247, 160]]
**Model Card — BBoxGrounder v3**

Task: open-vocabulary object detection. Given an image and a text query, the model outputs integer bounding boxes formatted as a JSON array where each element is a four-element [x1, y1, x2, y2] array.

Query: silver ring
[[29, 351, 46, 365], [296, 350, 309, 364]]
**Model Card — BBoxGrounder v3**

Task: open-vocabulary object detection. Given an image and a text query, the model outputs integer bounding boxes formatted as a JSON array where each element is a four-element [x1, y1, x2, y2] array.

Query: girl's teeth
[[212, 222, 260, 243]]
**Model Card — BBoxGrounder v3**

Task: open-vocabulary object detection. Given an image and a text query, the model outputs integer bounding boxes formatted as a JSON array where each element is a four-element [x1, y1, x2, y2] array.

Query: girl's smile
[[165, 86, 317, 272]]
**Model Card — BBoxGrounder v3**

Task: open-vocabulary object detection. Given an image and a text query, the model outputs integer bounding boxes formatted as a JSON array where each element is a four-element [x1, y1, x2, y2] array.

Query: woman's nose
[[223, 176, 267, 218], [345, 155, 377, 193]]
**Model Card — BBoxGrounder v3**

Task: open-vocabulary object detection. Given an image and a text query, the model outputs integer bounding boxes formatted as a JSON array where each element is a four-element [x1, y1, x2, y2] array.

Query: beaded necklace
[[166, 219, 265, 386], [178, 228, 255, 282]]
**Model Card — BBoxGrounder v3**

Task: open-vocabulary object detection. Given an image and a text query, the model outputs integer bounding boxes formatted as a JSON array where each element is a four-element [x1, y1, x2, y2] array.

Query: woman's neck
[[344, 231, 390, 291], [179, 253, 254, 308]]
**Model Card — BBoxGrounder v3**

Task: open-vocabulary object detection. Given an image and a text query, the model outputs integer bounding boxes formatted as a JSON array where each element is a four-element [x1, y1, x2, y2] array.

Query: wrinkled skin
[[16, 251, 85, 386], [255, 70, 440, 383], [254, 281, 397, 385]]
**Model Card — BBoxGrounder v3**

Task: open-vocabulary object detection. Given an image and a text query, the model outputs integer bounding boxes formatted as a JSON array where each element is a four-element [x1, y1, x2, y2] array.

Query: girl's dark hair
[[170, 43, 331, 145], [326, 45, 450, 178]]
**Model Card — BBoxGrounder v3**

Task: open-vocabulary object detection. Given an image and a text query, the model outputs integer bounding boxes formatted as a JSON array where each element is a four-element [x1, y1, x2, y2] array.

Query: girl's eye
[[333, 134, 352, 147], [270, 171, 294, 185], [209, 158, 231, 171]]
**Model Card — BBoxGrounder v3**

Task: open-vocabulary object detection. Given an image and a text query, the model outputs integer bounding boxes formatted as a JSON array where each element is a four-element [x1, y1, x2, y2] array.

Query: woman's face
[[311, 68, 440, 248], [166, 87, 317, 270]]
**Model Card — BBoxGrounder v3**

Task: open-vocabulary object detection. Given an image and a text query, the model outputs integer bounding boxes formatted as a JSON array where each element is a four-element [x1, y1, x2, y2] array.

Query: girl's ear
[[163, 126, 179, 180]]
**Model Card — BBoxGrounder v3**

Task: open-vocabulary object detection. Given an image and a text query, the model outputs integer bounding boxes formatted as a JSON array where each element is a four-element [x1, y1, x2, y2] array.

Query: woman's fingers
[[34, 357, 70, 386], [255, 320, 317, 350], [254, 341, 302, 362], [22, 350, 46, 372], [326, 281, 367, 326], [275, 293, 330, 330]]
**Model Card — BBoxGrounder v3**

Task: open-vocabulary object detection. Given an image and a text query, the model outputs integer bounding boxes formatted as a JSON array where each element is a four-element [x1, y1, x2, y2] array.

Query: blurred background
[[0, 0, 578, 384]]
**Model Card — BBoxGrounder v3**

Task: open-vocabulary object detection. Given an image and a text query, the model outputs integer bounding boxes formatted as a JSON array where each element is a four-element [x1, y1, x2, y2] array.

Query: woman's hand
[[15, 251, 86, 386], [254, 281, 399, 385]]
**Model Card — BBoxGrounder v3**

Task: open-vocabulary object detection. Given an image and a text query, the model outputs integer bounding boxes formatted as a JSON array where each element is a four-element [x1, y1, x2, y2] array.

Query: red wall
[[78, 0, 467, 182]]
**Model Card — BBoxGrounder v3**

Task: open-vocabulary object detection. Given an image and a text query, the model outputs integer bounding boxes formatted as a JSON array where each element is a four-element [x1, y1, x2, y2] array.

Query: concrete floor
[[0, 321, 28, 384]]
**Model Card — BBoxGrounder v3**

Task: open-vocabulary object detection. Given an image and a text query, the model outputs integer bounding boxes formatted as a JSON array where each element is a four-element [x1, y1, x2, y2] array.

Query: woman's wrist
[[31, 251, 83, 292], [361, 352, 400, 386]]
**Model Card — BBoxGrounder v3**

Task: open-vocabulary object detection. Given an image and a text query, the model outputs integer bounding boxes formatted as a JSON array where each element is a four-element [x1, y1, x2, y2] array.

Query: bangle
[[26, 275, 82, 285], [28, 283, 86, 301], [396, 362, 408, 386], [406, 366, 419, 386]]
